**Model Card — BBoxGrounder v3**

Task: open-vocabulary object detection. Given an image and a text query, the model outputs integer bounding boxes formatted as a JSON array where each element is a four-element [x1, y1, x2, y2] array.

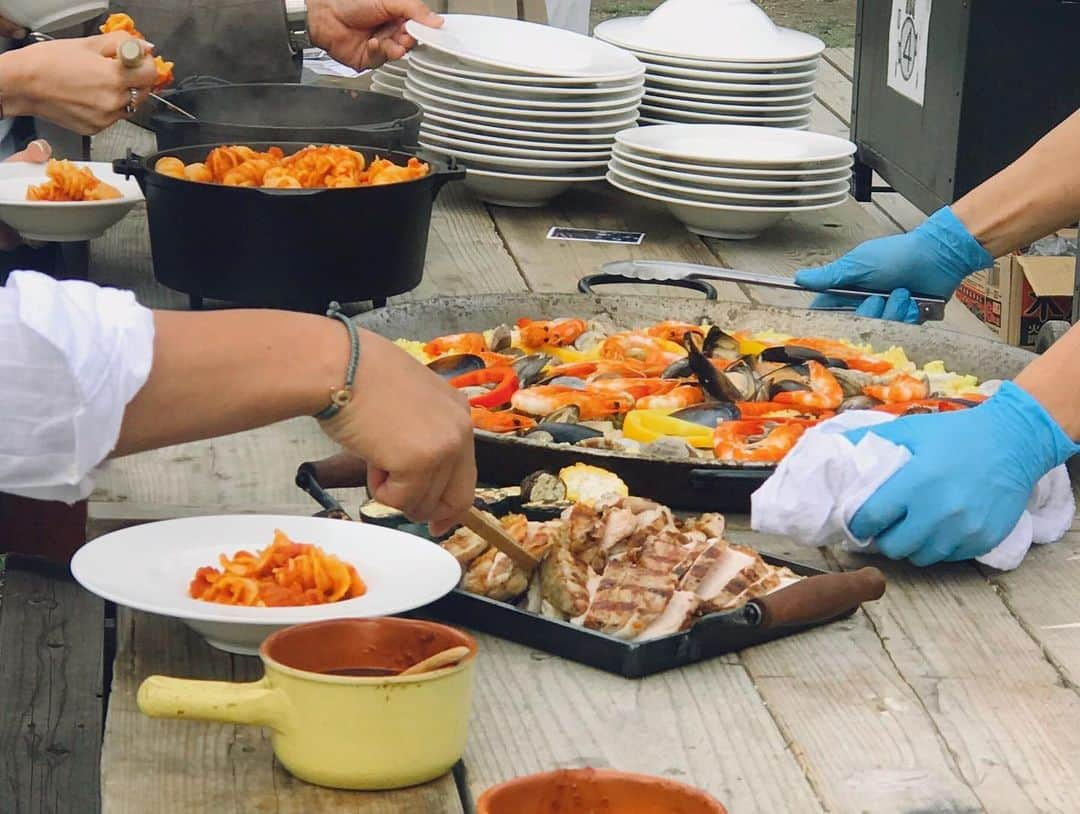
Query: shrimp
[[784, 337, 893, 374], [713, 420, 808, 463], [600, 332, 686, 374], [735, 401, 828, 419], [863, 373, 929, 404], [510, 385, 635, 420], [636, 384, 706, 411], [585, 377, 677, 400], [471, 407, 536, 433], [645, 321, 706, 344], [424, 332, 488, 357], [772, 361, 843, 410], [544, 360, 647, 380], [516, 318, 587, 348]]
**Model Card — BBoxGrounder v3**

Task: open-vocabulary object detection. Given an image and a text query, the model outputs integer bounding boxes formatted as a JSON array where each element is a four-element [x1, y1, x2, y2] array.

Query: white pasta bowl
[[464, 167, 605, 207], [0, 161, 143, 242], [71, 515, 461, 655]]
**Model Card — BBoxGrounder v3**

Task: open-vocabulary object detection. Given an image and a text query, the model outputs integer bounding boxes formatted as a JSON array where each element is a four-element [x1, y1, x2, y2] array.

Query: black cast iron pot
[[147, 82, 423, 153], [114, 142, 463, 311]]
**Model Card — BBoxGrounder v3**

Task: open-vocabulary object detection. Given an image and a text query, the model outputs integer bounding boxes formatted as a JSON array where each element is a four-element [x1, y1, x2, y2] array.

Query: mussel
[[512, 353, 552, 387], [760, 345, 829, 366], [683, 332, 745, 403], [543, 376, 588, 390], [427, 353, 484, 379], [523, 423, 602, 444], [670, 401, 741, 428], [702, 325, 742, 361], [768, 379, 811, 399], [830, 367, 875, 397]]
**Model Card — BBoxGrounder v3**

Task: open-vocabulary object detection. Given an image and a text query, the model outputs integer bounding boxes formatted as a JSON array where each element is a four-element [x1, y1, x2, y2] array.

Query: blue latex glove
[[795, 206, 993, 324], [844, 382, 1079, 566]]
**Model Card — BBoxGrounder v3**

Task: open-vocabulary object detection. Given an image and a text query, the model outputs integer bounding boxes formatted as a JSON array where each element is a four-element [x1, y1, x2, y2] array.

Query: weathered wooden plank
[[486, 182, 750, 302], [0, 564, 105, 814], [723, 530, 986, 814], [823, 47, 855, 80], [464, 629, 825, 814], [101, 609, 464, 813], [830, 551, 1080, 813]]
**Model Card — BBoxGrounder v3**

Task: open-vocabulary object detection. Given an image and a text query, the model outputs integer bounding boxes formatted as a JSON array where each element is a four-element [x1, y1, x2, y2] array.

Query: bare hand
[[318, 329, 476, 535], [0, 139, 51, 250], [307, 0, 442, 70], [2, 33, 159, 134]]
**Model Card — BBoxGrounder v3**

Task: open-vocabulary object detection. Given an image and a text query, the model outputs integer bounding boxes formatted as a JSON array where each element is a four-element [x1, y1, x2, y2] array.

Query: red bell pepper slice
[[450, 367, 519, 408]]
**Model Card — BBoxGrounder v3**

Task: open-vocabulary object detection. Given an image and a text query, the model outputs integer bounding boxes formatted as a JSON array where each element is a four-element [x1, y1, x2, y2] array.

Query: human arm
[[0, 32, 158, 134], [1, 272, 475, 534], [833, 328, 1080, 566], [796, 108, 1080, 322], [306, 0, 442, 69]]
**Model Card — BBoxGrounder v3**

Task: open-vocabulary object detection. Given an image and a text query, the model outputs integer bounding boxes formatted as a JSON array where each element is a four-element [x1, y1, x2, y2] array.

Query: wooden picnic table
[[5, 49, 1080, 814]]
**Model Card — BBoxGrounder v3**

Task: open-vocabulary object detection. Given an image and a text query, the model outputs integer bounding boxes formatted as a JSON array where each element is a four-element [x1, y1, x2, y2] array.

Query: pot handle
[[112, 149, 148, 181], [752, 567, 886, 631], [138, 675, 293, 733], [422, 154, 466, 193], [578, 273, 719, 300]]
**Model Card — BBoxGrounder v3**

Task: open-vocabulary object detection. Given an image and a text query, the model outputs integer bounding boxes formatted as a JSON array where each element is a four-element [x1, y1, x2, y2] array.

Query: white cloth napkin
[[751, 411, 1075, 571]]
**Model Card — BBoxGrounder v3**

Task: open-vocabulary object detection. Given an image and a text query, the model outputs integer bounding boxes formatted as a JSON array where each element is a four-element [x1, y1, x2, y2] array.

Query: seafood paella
[[398, 317, 997, 466]]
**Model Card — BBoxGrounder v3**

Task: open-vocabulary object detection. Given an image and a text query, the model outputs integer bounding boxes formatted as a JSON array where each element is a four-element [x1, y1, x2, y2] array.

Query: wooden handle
[[300, 452, 368, 490], [460, 506, 539, 571], [754, 567, 886, 630], [118, 38, 144, 69]]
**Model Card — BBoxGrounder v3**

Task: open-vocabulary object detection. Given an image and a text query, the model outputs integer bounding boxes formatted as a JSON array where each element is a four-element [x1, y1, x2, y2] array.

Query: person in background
[[110, 0, 442, 85], [1, 269, 477, 536], [786, 108, 1080, 567]]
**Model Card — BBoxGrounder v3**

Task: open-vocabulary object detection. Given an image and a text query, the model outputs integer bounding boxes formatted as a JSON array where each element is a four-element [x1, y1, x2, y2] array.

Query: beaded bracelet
[[313, 302, 360, 421]]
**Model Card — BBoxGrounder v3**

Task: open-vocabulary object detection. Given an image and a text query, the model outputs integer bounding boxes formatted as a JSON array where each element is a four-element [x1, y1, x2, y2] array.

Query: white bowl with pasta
[[71, 514, 462, 654], [0, 160, 143, 242]]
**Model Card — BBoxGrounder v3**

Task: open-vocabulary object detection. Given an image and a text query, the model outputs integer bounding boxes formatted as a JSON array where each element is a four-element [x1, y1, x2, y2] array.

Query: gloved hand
[[795, 206, 993, 324], [844, 381, 1079, 566]]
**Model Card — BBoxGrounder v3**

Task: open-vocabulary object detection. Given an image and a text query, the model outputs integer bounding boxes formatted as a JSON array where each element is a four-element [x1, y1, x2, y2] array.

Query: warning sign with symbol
[[886, 0, 932, 106]]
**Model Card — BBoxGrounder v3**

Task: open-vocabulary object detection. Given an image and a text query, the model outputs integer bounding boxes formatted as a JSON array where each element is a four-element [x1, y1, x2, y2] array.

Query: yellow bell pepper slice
[[623, 410, 714, 449]]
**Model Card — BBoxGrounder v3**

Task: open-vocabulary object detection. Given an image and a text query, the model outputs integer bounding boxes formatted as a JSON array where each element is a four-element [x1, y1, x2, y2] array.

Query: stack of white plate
[[403, 15, 645, 207], [370, 54, 409, 97], [594, 0, 823, 128], [609, 124, 854, 239]]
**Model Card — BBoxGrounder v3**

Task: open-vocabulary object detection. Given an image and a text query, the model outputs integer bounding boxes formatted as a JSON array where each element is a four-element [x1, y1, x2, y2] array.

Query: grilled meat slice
[[698, 545, 772, 613], [678, 539, 730, 593], [635, 590, 701, 641], [461, 548, 530, 602], [540, 543, 591, 618], [582, 561, 677, 640], [598, 506, 639, 555], [523, 518, 568, 561], [680, 512, 726, 540], [441, 528, 489, 568], [639, 529, 704, 578]]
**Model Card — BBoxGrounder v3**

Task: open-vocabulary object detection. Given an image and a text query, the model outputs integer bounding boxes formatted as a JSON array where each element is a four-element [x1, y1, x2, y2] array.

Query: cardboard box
[[956, 253, 1074, 346]]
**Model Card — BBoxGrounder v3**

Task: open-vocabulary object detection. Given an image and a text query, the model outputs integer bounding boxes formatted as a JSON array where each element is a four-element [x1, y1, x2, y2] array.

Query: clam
[[542, 405, 581, 424], [489, 324, 513, 352], [512, 353, 552, 387], [427, 353, 484, 379], [641, 436, 697, 458]]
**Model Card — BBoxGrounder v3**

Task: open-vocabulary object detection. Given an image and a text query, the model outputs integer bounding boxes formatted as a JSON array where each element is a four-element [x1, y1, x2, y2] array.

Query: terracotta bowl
[[476, 768, 728, 813]]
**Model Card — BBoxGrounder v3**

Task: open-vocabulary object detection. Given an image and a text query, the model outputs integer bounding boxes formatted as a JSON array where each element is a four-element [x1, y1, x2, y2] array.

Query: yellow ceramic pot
[[137, 617, 478, 790]]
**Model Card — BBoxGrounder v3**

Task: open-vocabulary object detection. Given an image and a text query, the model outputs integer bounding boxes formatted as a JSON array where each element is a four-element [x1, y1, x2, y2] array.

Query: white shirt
[[0, 270, 155, 503]]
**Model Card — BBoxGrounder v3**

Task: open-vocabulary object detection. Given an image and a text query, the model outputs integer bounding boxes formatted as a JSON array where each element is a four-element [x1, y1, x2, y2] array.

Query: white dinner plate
[[422, 121, 614, 150], [638, 115, 809, 130], [408, 59, 643, 98], [608, 163, 849, 203], [409, 92, 641, 133], [606, 172, 845, 239], [612, 143, 853, 176], [406, 73, 643, 111], [645, 72, 815, 94], [642, 93, 811, 114], [422, 110, 631, 142], [421, 129, 611, 159], [616, 124, 855, 166], [610, 153, 850, 189], [408, 47, 643, 88], [70, 514, 461, 654], [0, 161, 143, 242], [631, 52, 820, 73], [421, 141, 609, 175], [594, 8, 824, 63], [645, 85, 815, 104], [464, 167, 605, 207], [406, 15, 643, 81], [639, 104, 810, 125], [405, 85, 641, 122], [643, 62, 817, 83]]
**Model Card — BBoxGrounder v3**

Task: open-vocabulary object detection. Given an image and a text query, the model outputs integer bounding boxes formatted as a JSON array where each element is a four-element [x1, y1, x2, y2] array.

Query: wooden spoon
[[399, 645, 472, 676]]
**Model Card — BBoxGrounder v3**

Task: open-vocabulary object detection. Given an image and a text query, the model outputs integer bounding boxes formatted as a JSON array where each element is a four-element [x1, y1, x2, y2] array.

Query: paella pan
[[356, 293, 1036, 510]]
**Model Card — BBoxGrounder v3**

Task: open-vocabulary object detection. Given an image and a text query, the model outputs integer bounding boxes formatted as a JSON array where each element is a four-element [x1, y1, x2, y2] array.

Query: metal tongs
[[28, 30, 198, 121], [599, 259, 948, 322]]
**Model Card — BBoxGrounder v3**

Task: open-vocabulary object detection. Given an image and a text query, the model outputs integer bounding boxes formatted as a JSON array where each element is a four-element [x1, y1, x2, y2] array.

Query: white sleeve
[[0, 270, 155, 503]]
